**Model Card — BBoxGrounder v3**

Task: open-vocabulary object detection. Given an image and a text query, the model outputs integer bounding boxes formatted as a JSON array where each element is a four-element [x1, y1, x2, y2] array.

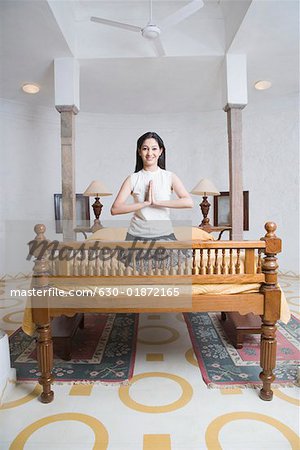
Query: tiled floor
[[0, 274, 299, 449]]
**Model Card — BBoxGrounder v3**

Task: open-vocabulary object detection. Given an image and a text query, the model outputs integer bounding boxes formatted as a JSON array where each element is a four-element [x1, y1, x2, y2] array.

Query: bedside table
[[199, 226, 232, 240], [74, 226, 93, 239]]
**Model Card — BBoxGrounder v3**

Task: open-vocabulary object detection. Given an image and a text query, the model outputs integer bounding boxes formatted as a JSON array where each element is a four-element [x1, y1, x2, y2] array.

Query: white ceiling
[[0, 0, 298, 114]]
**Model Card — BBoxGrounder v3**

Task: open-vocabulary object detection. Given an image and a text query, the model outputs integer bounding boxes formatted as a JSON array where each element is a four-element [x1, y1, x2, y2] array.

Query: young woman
[[111, 131, 193, 242]]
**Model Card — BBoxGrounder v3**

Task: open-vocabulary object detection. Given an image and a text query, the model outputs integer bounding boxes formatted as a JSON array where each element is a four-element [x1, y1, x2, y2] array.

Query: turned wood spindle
[[95, 250, 100, 276], [221, 249, 226, 274], [184, 252, 189, 275], [257, 249, 262, 274], [235, 249, 241, 274], [200, 249, 205, 275], [206, 249, 212, 274], [229, 249, 233, 274], [87, 250, 93, 276], [213, 249, 219, 274], [192, 249, 196, 275], [177, 249, 182, 275]]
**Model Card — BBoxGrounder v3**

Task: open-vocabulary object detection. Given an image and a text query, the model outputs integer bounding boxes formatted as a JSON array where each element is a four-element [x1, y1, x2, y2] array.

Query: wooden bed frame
[[27, 222, 282, 404]]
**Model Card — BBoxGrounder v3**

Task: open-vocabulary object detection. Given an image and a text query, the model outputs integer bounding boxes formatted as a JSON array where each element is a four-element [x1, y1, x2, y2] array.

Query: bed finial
[[31, 223, 54, 404], [264, 222, 277, 238], [259, 221, 281, 401], [261, 222, 281, 255], [34, 224, 46, 240]]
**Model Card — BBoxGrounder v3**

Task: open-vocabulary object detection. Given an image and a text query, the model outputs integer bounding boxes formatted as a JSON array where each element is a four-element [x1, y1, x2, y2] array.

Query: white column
[[54, 58, 80, 241], [222, 54, 247, 240]]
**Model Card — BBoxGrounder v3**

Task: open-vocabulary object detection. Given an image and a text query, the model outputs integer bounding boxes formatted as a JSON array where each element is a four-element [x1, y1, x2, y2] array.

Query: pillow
[[87, 227, 127, 241], [87, 226, 214, 241], [174, 227, 215, 241], [192, 227, 215, 241]]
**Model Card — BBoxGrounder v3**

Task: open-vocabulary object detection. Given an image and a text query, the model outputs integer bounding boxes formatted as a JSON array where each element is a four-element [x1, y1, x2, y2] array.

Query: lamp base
[[199, 197, 211, 229], [199, 218, 212, 229], [91, 219, 103, 233]]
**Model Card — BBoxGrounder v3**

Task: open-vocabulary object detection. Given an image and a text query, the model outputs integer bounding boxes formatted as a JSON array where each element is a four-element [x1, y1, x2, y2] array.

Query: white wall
[[0, 94, 298, 275], [243, 94, 299, 274]]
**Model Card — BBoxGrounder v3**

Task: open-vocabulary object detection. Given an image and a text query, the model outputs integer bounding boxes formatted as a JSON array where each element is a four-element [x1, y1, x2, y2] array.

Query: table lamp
[[190, 178, 220, 228], [83, 180, 112, 232]]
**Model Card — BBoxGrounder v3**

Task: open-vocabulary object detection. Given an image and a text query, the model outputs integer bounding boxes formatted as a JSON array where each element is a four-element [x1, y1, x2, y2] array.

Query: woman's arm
[[110, 176, 151, 215], [152, 173, 194, 209]]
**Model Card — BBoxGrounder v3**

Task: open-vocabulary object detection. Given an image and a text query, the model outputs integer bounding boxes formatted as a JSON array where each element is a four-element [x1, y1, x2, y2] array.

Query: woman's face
[[139, 138, 163, 169]]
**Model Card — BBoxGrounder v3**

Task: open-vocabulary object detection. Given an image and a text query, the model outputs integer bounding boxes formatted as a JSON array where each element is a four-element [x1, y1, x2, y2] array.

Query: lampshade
[[83, 180, 112, 197], [190, 178, 220, 196]]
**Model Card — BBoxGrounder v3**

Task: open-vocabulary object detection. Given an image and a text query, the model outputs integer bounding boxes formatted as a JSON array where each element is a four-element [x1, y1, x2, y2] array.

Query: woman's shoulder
[[160, 168, 174, 182], [129, 170, 143, 191], [159, 168, 173, 176], [130, 170, 142, 181]]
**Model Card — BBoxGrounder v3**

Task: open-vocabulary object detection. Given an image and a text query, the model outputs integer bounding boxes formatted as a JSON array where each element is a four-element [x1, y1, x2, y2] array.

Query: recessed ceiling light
[[254, 80, 272, 90], [22, 83, 40, 94]]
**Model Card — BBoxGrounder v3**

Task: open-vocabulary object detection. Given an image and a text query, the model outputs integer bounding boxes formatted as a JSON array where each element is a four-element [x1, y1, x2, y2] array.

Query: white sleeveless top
[[128, 167, 174, 238]]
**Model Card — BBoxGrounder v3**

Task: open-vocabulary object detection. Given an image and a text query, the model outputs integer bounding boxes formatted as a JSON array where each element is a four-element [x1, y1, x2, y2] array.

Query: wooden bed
[[27, 221, 282, 404]]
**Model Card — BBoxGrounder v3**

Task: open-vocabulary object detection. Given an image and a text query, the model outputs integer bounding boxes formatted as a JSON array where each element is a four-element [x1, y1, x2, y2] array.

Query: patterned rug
[[9, 313, 139, 383], [184, 313, 299, 387]]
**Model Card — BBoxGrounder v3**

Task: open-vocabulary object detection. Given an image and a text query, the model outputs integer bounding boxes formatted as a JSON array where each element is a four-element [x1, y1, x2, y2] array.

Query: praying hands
[[145, 180, 156, 206]]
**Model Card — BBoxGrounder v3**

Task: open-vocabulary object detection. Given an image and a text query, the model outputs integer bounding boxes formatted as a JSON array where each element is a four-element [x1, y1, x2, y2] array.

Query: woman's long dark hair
[[134, 131, 166, 172]]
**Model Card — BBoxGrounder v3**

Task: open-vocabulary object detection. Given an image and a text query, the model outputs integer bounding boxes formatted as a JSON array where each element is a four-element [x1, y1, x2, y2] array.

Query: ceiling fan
[[91, 0, 204, 57]]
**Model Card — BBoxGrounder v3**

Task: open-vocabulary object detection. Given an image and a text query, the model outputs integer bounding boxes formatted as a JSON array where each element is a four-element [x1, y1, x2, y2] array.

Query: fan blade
[[160, 0, 204, 30], [151, 37, 166, 57], [91, 16, 142, 33]]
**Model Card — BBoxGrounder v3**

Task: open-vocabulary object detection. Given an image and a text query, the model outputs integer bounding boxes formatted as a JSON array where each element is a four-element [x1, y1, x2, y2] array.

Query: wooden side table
[[221, 312, 262, 349], [199, 226, 232, 240], [74, 226, 93, 239]]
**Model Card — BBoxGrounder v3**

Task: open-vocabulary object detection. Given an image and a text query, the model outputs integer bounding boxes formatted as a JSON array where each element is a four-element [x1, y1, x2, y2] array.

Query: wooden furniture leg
[[259, 222, 282, 401], [259, 320, 277, 401], [36, 323, 54, 403], [29, 224, 54, 403]]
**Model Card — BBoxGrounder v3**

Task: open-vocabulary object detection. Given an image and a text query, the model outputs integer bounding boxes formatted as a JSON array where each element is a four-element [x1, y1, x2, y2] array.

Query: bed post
[[259, 222, 282, 401], [30, 224, 54, 403]]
